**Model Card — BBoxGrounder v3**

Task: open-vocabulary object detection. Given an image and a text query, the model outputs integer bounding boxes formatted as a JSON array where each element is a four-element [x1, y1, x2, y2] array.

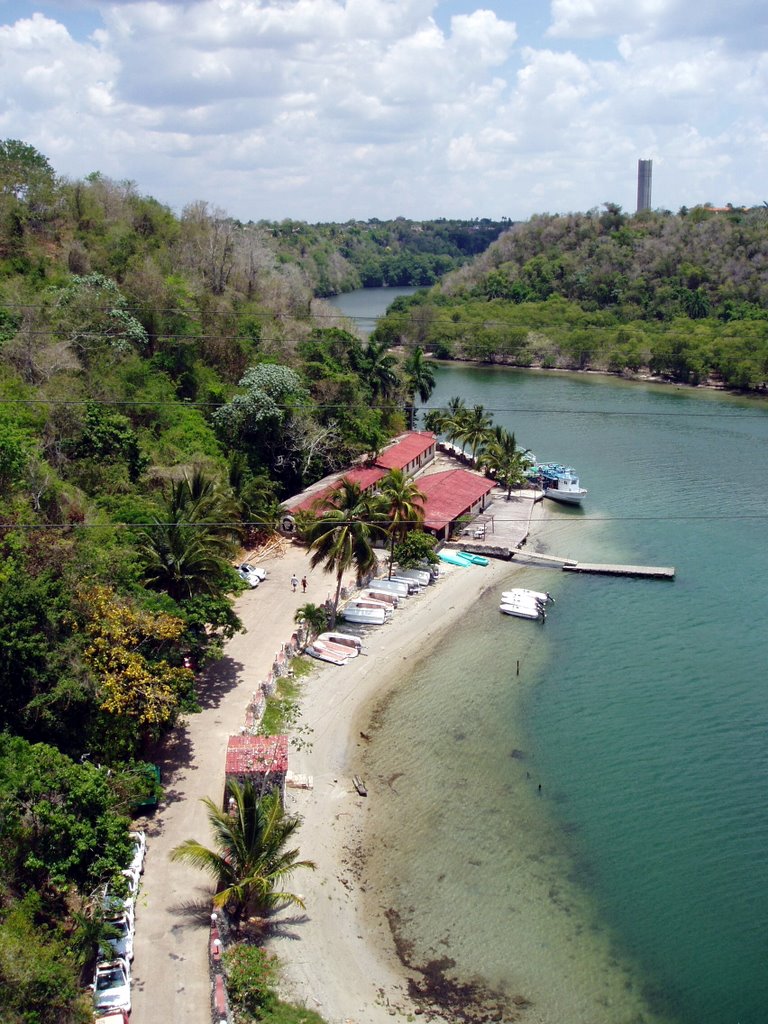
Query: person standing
[[301, 576, 307, 593], [291, 574, 299, 593]]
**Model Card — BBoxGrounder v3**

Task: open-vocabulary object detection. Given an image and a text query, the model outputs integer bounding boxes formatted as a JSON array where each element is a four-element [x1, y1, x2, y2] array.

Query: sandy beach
[[269, 552, 523, 1024]]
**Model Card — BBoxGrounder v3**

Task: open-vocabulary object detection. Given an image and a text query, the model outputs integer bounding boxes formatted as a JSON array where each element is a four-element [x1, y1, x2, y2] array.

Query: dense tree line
[[371, 205, 768, 390]]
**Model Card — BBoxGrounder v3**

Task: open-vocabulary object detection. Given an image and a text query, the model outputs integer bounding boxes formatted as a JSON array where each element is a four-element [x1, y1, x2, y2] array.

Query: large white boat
[[529, 463, 587, 505]]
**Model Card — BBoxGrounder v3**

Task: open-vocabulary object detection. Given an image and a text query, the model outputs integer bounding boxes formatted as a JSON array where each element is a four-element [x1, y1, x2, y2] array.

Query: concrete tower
[[637, 159, 652, 212]]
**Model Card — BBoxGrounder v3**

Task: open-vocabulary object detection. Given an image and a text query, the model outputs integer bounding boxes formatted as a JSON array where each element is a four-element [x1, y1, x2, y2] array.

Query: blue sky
[[1, 1, 766, 222]]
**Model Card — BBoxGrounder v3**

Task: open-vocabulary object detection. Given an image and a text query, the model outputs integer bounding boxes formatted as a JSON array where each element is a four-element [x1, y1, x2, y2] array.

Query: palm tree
[[379, 469, 426, 578], [305, 479, 389, 626], [294, 603, 328, 650], [403, 346, 436, 429], [363, 338, 399, 403], [138, 470, 241, 601], [425, 396, 468, 447], [456, 404, 494, 464], [482, 427, 531, 499], [170, 781, 314, 921]]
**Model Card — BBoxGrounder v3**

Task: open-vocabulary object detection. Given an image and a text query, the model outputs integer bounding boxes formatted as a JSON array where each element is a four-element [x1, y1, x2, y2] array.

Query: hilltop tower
[[637, 159, 652, 212]]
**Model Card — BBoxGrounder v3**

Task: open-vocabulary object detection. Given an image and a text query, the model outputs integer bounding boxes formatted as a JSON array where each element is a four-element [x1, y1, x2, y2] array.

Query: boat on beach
[[306, 639, 352, 665], [317, 631, 363, 654], [438, 550, 470, 567], [341, 603, 387, 625], [528, 463, 587, 505], [460, 551, 489, 566], [360, 589, 399, 607], [371, 578, 410, 598]]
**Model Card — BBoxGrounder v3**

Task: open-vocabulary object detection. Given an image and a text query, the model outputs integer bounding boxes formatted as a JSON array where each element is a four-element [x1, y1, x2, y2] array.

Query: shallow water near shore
[[361, 365, 768, 1024]]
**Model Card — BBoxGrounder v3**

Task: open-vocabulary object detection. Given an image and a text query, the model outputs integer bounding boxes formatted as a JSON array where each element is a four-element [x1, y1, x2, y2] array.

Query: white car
[[103, 909, 134, 962], [127, 830, 146, 876], [238, 562, 267, 586], [121, 865, 140, 899], [92, 958, 131, 1015]]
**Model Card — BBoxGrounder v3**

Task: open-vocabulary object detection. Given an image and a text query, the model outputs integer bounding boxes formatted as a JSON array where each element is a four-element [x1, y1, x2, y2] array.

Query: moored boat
[[502, 588, 553, 605], [528, 463, 587, 505], [499, 600, 546, 621]]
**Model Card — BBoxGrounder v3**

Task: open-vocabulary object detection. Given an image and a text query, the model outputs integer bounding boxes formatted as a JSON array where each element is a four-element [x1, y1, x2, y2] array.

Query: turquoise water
[[363, 364, 768, 1024]]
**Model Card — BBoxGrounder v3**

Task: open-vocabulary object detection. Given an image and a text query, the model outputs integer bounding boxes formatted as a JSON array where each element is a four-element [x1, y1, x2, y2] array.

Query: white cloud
[[0, 1, 766, 220]]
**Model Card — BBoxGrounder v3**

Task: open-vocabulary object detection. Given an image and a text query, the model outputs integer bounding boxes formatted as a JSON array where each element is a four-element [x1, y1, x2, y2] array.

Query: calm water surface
[[362, 360, 768, 1023], [325, 286, 420, 335]]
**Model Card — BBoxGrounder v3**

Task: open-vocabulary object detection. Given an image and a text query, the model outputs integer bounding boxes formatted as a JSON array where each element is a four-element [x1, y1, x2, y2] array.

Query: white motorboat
[[499, 601, 545, 621], [389, 575, 422, 593], [502, 588, 553, 606], [528, 463, 587, 505], [317, 632, 362, 654], [371, 578, 410, 598], [341, 603, 387, 625], [394, 567, 432, 587]]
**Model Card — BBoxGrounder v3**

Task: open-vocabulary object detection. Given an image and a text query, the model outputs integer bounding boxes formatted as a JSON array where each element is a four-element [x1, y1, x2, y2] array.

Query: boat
[[528, 463, 587, 505], [438, 550, 470, 567], [341, 603, 387, 625], [460, 551, 489, 566], [371, 578, 410, 598], [499, 600, 546, 621], [388, 574, 422, 593], [502, 588, 554, 605], [360, 589, 399, 607], [394, 567, 433, 587], [306, 640, 351, 665], [317, 632, 362, 654]]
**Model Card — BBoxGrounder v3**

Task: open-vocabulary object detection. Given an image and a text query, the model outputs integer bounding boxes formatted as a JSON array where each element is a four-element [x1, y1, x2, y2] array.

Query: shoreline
[[270, 523, 546, 1023]]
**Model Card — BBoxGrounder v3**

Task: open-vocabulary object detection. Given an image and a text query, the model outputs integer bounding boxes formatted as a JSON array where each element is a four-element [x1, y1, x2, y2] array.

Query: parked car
[[101, 885, 134, 923], [238, 562, 267, 585], [92, 958, 131, 1015], [121, 865, 140, 899], [103, 909, 134, 962]]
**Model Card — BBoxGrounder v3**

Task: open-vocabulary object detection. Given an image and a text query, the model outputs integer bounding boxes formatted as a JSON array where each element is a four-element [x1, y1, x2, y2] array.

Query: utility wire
[[2, 513, 767, 531]]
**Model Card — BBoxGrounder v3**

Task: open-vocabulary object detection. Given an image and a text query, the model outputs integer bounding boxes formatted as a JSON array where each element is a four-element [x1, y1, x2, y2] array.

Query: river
[[329, 291, 768, 1024]]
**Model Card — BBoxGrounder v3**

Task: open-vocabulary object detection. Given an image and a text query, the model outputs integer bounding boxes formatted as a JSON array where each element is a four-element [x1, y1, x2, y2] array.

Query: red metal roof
[[376, 432, 435, 470], [417, 469, 495, 531], [225, 735, 289, 776], [287, 466, 387, 513]]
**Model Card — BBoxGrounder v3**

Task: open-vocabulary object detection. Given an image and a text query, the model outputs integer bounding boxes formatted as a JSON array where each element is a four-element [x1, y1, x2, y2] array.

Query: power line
[[2, 512, 767, 531], [0, 398, 764, 418]]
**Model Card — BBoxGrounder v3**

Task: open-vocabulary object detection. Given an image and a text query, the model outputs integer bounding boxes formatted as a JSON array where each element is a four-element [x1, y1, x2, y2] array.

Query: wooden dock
[[509, 549, 675, 579], [562, 561, 675, 579]]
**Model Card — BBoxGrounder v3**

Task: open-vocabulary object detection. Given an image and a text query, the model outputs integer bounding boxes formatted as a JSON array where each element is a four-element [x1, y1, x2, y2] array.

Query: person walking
[[291, 574, 299, 593], [301, 576, 307, 593]]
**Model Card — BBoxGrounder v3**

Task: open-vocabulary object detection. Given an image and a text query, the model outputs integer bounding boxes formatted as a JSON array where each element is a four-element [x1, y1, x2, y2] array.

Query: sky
[[1, 0, 766, 223]]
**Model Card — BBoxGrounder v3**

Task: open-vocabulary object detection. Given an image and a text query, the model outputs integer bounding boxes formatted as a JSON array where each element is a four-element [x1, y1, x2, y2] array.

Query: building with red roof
[[281, 432, 436, 525], [417, 469, 496, 540], [376, 431, 436, 473], [224, 735, 288, 802]]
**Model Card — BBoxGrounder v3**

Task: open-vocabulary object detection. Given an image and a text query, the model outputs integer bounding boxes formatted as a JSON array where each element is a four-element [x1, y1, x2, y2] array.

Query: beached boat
[[341, 603, 387, 625], [502, 588, 553, 606], [371, 578, 410, 598], [460, 551, 489, 566], [360, 589, 399, 607], [499, 600, 546, 621], [438, 550, 470, 567], [317, 632, 362, 654], [306, 640, 351, 665], [394, 567, 433, 587], [388, 574, 422, 593], [528, 463, 587, 505]]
